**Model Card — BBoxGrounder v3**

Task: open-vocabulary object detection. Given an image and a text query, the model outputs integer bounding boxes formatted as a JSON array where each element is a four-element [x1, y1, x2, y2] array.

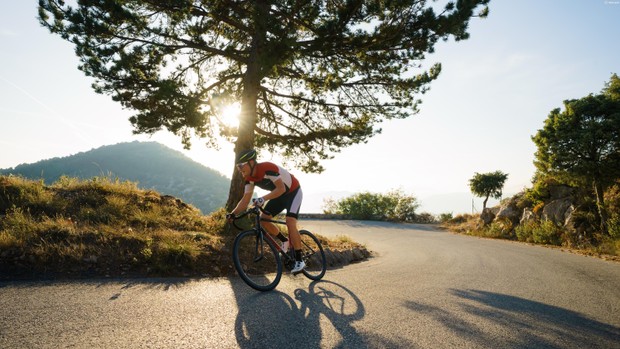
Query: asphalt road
[[1, 220, 619, 348]]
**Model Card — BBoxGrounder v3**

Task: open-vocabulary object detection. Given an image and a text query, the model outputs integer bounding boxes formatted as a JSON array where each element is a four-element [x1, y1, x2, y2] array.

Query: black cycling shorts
[[264, 187, 303, 219]]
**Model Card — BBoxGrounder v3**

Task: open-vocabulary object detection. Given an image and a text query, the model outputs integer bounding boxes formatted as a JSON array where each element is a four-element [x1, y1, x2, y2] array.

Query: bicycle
[[230, 205, 327, 291]]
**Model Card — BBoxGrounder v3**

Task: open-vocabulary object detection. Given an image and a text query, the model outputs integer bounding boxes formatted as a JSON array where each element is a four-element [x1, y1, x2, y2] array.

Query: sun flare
[[219, 103, 241, 128]]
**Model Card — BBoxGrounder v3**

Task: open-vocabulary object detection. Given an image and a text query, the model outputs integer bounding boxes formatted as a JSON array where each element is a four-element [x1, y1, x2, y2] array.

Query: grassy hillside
[[0, 175, 366, 279], [0, 141, 230, 214]]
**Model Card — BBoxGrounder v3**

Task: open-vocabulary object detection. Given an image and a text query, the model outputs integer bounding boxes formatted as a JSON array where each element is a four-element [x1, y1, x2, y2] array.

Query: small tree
[[469, 171, 508, 211]]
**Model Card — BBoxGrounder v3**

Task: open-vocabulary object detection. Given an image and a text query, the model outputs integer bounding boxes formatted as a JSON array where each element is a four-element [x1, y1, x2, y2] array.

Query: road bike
[[230, 206, 327, 291]]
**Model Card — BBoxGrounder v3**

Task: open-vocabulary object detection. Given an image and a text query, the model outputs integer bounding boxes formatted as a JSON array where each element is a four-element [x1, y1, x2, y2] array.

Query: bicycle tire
[[299, 229, 327, 281], [232, 229, 282, 291]]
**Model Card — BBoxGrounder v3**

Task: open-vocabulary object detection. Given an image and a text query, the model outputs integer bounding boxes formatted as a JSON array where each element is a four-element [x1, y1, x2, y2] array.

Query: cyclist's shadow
[[233, 279, 365, 348]]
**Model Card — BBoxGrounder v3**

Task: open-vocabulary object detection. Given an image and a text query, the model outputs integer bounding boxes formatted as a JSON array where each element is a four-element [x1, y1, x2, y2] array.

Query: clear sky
[[1, 1, 619, 214]]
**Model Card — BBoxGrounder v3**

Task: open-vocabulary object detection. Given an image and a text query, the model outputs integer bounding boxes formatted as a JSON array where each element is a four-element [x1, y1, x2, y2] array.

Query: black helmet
[[236, 149, 257, 164]]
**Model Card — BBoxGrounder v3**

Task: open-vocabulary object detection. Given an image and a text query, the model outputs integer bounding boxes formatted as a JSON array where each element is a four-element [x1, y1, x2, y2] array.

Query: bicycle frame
[[233, 206, 294, 260]]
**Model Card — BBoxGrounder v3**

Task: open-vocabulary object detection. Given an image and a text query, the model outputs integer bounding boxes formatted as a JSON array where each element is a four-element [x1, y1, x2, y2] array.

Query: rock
[[480, 207, 496, 225], [324, 248, 370, 267], [520, 209, 536, 225], [542, 198, 573, 225], [352, 248, 364, 260], [562, 205, 580, 233], [496, 197, 521, 226]]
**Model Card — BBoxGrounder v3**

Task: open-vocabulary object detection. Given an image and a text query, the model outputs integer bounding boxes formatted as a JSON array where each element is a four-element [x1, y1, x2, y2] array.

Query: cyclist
[[227, 149, 306, 274]]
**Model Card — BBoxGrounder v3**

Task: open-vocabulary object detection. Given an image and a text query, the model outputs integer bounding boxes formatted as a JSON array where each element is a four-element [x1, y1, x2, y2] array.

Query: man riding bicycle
[[227, 149, 306, 274]]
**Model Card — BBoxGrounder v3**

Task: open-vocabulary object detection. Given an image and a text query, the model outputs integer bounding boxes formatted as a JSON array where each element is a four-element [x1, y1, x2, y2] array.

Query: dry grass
[[442, 213, 620, 260], [0, 175, 365, 279]]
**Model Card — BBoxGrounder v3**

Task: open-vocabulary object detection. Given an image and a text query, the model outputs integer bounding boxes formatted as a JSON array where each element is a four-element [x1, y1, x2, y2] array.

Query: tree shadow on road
[[405, 289, 620, 348], [232, 279, 408, 348]]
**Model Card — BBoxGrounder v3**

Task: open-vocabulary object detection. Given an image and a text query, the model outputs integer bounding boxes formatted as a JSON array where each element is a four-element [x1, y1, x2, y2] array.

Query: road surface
[[1, 220, 619, 348]]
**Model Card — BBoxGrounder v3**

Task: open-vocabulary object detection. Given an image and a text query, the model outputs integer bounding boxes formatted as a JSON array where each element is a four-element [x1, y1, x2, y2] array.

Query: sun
[[219, 103, 241, 128]]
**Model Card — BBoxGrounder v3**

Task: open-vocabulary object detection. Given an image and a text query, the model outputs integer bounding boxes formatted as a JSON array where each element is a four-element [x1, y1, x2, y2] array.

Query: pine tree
[[39, 0, 490, 208], [532, 74, 620, 234]]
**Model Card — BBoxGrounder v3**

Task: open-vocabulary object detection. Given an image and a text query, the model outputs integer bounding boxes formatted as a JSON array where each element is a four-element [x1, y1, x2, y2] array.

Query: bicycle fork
[[253, 230, 266, 263]]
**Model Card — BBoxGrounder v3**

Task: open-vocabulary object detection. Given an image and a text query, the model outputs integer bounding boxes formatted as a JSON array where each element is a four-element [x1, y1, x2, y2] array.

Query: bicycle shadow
[[232, 279, 407, 348]]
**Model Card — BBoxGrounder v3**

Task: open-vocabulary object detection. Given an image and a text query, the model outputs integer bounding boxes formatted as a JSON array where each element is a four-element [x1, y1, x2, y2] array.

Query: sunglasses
[[236, 161, 248, 169]]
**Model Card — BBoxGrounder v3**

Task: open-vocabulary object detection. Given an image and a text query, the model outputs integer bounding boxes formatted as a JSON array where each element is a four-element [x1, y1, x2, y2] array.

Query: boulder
[[563, 206, 583, 234], [542, 198, 573, 225], [480, 207, 496, 225], [496, 196, 521, 226], [520, 209, 536, 225]]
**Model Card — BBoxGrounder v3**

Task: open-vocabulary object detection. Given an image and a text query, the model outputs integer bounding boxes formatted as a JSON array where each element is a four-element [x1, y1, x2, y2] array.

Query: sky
[[1, 1, 619, 215]]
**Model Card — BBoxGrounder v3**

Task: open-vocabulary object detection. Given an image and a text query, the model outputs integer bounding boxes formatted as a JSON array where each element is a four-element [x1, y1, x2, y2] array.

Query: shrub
[[608, 214, 620, 239], [414, 212, 437, 224], [336, 192, 387, 220], [532, 220, 562, 245], [515, 220, 535, 242], [595, 235, 620, 256], [484, 218, 514, 239], [515, 219, 562, 245], [323, 189, 419, 222], [437, 212, 453, 223]]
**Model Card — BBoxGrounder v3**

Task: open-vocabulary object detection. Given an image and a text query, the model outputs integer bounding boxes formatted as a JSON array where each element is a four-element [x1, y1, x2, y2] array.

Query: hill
[[0, 141, 229, 213]]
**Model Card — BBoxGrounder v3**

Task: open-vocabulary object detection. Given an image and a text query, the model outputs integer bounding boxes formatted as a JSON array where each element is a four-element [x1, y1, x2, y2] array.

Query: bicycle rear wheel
[[299, 230, 327, 280], [232, 230, 282, 291]]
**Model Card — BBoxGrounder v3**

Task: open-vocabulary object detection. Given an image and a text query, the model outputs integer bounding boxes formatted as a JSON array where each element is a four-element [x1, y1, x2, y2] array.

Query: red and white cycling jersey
[[244, 162, 300, 194]]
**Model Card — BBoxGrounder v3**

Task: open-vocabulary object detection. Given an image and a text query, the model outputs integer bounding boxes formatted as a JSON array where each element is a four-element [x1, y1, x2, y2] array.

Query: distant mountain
[[0, 141, 230, 213]]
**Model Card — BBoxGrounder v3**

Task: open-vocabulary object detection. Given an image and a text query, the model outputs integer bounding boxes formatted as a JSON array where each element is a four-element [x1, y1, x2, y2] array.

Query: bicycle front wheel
[[299, 230, 327, 280], [232, 230, 282, 291]]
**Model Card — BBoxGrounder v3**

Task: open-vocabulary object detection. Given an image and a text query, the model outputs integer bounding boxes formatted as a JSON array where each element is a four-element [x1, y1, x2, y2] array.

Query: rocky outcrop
[[542, 198, 574, 225], [495, 195, 522, 226], [482, 184, 580, 232]]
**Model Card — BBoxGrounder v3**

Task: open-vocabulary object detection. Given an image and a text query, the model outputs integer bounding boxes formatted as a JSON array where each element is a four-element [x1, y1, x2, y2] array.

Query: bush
[[515, 219, 562, 245], [323, 189, 419, 222], [515, 220, 535, 242], [437, 212, 453, 223], [595, 235, 620, 256], [484, 218, 514, 239], [536, 220, 562, 245], [414, 212, 437, 224], [608, 214, 620, 239]]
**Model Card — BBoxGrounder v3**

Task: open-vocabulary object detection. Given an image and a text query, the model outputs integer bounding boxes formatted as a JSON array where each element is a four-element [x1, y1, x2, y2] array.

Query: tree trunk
[[224, 1, 267, 211], [594, 180, 609, 235], [482, 196, 489, 211], [224, 68, 260, 211]]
